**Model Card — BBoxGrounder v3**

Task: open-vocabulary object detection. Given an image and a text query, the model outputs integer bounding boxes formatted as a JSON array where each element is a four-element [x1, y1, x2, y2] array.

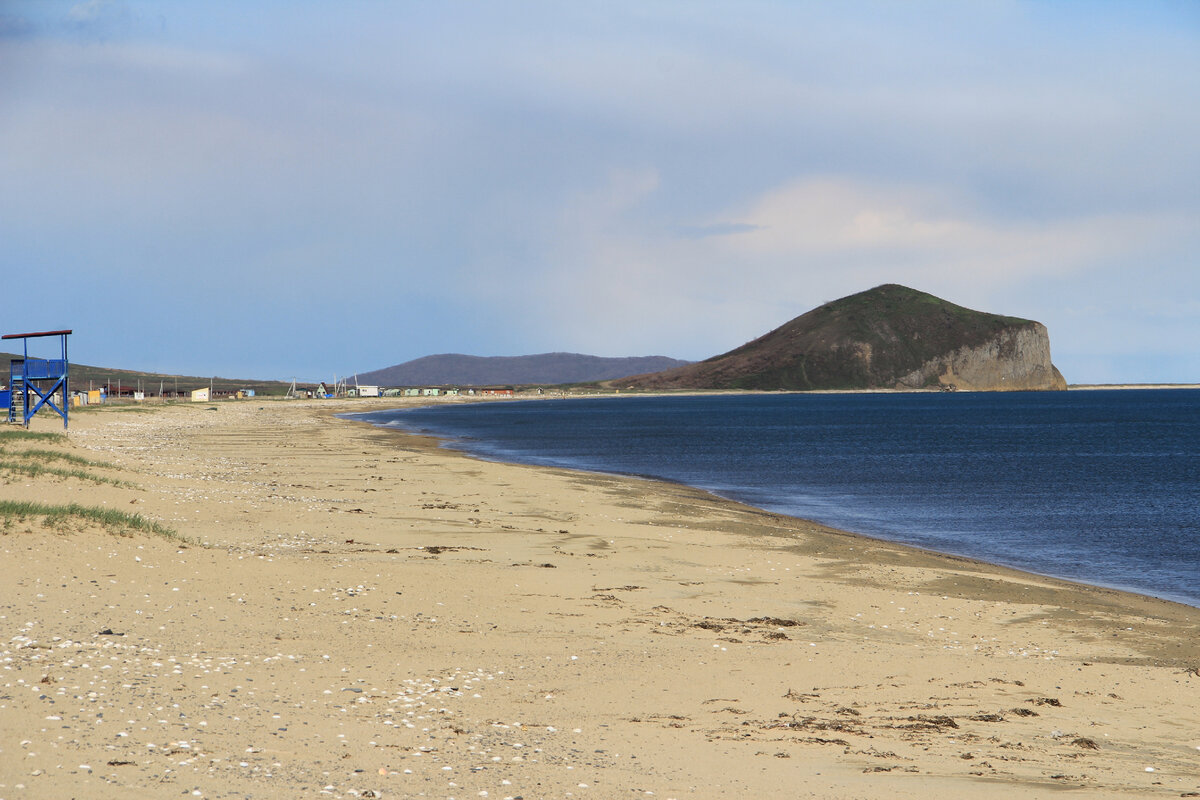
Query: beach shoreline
[[350, 392, 1200, 611], [2, 399, 1198, 798], [353, 401, 1198, 612]]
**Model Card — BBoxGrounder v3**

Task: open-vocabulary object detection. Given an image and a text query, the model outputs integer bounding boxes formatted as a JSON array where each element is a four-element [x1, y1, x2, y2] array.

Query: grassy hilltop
[[618, 284, 1064, 391]]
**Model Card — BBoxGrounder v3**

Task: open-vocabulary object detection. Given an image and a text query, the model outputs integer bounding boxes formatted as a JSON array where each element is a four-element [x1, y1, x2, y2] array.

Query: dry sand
[[1, 398, 1198, 799]]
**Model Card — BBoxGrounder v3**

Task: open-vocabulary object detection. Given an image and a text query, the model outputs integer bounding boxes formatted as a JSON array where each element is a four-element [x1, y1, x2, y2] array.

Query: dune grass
[[1, 420, 182, 542], [0, 500, 186, 542], [0, 430, 67, 444], [0, 446, 120, 470], [1, 422, 180, 541], [0, 459, 136, 487], [0, 433, 134, 487]]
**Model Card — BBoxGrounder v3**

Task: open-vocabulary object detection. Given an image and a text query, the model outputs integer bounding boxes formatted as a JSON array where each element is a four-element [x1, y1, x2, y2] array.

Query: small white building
[[190, 387, 211, 402], [356, 385, 380, 397]]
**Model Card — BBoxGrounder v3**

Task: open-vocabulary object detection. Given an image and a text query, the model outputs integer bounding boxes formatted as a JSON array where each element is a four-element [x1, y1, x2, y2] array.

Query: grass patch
[[0, 447, 121, 470], [0, 500, 186, 542], [0, 459, 136, 488], [0, 430, 67, 444], [71, 404, 158, 414]]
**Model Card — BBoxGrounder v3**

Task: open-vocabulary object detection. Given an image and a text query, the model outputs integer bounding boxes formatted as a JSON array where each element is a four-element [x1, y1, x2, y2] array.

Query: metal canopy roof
[[3, 329, 74, 340]]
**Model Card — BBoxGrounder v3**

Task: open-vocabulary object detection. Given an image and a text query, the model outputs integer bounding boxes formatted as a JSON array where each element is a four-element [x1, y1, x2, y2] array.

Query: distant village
[[53, 382, 523, 407], [3, 329, 589, 428], [305, 382, 517, 400], [5, 378, 554, 418]]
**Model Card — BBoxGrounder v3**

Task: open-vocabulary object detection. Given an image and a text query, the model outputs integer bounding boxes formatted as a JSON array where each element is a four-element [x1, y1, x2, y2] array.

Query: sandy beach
[[2, 398, 1198, 799]]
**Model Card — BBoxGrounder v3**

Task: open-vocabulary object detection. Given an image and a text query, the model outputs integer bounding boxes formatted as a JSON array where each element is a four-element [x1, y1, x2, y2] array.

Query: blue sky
[[2, 1, 1197, 383]]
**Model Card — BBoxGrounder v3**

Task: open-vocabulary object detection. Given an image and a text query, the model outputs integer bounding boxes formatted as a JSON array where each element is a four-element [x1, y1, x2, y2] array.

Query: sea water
[[351, 390, 1200, 608]]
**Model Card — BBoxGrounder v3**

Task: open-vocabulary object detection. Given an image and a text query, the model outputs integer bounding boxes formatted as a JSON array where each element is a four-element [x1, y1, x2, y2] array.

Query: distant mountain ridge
[[617, 284, 1066, 392], [355, 353, 691, 387]]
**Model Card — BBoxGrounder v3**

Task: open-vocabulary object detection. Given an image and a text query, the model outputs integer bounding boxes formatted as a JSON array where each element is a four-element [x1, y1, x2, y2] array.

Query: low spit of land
[[1, 398, 1198, 799]]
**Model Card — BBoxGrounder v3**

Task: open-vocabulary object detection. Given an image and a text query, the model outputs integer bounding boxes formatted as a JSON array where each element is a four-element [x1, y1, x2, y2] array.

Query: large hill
[[617, 284, 1066, 392], [356, 353, 691, 387]]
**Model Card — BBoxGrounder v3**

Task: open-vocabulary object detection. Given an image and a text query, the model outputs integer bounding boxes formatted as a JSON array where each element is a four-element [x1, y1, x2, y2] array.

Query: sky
[[1, 1, 1198, 383]]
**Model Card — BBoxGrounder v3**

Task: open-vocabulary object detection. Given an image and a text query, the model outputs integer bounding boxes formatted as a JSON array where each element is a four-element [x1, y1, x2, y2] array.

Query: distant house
[[422, 388, 440, 396], [481, 389, 514, 397], [403, 388, 421, 397], [190, 387, 211, 402], [356, 385, 380, 398], [444, 388, 459, 396]]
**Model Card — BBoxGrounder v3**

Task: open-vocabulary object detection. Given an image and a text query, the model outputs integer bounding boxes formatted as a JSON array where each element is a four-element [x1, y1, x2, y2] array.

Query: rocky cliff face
[[617, 284, 1067, 392], [895, 322, 1067, 391]]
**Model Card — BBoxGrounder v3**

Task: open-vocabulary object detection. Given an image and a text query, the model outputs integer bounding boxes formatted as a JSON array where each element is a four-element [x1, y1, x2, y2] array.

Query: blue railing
[[21, 358, 68, 380]]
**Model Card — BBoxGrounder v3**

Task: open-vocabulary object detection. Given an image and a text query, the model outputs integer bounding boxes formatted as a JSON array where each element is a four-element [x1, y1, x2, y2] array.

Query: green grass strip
[[0, 500, 186, 542], [0, 459, 136, 488], [0, 430, 67, 444], [0, 447, 121, 470]]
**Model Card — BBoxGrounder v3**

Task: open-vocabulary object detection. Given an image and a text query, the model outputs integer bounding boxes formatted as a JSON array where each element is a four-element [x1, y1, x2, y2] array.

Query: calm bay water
[[352, 390, 1200, 608]]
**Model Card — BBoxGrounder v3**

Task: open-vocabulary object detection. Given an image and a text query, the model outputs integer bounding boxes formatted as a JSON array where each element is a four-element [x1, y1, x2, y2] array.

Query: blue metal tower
[[3, 330, 72, 429]]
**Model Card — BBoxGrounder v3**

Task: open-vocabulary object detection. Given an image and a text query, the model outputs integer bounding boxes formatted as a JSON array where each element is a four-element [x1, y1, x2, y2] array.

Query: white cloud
[[712, 176, 1183, 286], [507, 173, 1196, 361], [68, 0, 113, 23]]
